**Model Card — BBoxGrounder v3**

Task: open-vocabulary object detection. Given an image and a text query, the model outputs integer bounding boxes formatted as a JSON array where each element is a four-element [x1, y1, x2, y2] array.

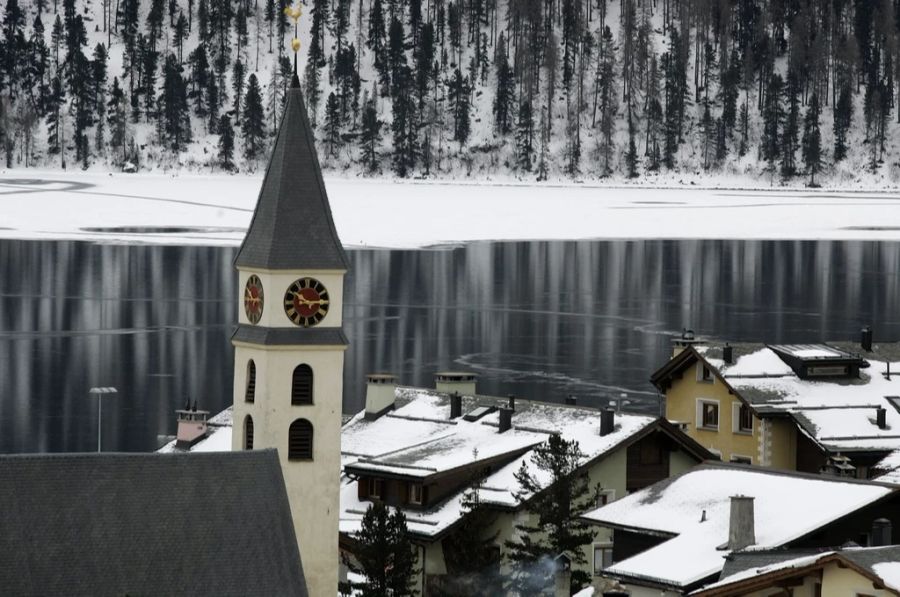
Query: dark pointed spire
[[235, 77, 348, 271]]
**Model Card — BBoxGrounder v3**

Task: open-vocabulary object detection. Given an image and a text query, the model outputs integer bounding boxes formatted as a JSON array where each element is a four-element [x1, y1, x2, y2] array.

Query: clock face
[[284, 277, 330, 327], [243, 275, 264, 324]]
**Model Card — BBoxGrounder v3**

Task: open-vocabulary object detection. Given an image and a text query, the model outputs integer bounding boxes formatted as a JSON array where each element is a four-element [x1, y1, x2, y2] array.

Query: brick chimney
[[600, 408, 615, 436], [365, 374, 398, 420], [498, 407, 513, 433], [176, 401, 209, 448], [728, 495, 756, 551], [435, 371, 477, 396]]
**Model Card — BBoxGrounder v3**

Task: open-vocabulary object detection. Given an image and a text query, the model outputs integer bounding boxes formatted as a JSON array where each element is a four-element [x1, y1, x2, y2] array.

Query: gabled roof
[[653, 342, 900, 453], [235, 81, 348, 271], [694, 546, 900, 596], [582, 462, 897, 591], [0, 450, 306, 597]]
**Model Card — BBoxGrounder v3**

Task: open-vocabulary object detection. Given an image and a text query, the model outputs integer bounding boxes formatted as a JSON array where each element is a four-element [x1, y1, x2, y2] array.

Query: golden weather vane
[[284, 2, 303, 81]]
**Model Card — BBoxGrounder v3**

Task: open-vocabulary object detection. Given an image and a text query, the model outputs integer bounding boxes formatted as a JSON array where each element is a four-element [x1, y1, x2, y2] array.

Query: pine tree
[[323, 92, 341, 157], [503, 435, 597, 594], [27, 14, 50, 115], [242, 73, 266, 161], [515, 98, 534, 171], [92, 43, 109, 152], [188, 46, 211, 118], [701, 102, 715, 170], [360, 91, 381, 173], [46, 74, 65, 158], [833, 84, 853, 162], [159, 53, 191, 151], [493, 35, 514, 135], [346, 501, 418, 597], [448, 68, 470, 146], [232, 59, 246, 114], [217, 113, 235, 170], [625, 109, 638, 177], [107, 76, 127, 164], [174, 12, 189, 62], [761, 73, 783, 172], [780, 71, 800, 179], [802, 93, 823, 186], [595, 27, 617, 176]]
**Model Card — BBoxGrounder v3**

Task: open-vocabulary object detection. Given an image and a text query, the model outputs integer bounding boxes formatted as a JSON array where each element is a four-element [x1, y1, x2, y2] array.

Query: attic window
[[698, 364, 714, 383], [369, 478, 383, 500], [408, 483, 423, 505]]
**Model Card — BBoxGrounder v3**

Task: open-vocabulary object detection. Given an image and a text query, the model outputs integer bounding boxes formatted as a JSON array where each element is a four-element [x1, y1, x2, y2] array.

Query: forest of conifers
[[2, 0, 898, 182]]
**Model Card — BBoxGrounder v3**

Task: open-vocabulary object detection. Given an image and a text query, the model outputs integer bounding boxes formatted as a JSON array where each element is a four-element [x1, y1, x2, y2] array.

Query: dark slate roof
[[0, 450, 307, 597], [232, 324, 348, 346], [235, 81, 348, 271]]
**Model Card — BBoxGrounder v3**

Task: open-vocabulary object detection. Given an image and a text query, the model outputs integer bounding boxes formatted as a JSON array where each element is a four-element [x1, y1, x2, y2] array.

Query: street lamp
[[88, 387, 118, 452]]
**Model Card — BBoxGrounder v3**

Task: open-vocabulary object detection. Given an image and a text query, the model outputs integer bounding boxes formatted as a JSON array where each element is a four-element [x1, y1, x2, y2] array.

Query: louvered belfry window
[[245, 415, 254, 450], [291, 364, 313, 405], [288, 419, 313, 460], [245, 360, 256, 403]]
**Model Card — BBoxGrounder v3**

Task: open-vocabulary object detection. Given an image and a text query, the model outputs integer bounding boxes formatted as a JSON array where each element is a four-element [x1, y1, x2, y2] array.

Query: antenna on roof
[[284, 2, 303, 88]]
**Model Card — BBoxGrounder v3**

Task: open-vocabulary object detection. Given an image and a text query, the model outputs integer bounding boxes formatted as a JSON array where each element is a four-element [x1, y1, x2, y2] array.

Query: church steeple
[[234, 69, 348, 272], [232, 12, 346, 596]]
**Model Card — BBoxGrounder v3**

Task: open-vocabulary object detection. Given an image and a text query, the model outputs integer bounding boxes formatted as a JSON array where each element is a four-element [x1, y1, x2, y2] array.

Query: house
[[652, 328, 900, 476], [0, 450, 307, 596], [339, 373, 713, 595], [581, 462, 900, 596], [693, 544, 900, 596]]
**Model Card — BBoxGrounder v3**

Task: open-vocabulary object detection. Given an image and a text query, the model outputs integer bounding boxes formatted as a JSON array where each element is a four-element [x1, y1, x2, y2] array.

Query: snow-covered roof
[[874, 449, 900, 484], [582, 464, 896, 589], [339, 387, 672, 539], [157, 407, 234, 453], [695, 546, 900, 595], [667, 342, 900, 452]]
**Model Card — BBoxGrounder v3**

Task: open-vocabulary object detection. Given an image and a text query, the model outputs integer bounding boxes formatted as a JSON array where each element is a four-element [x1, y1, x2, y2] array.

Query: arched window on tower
[[291, 364, 313, 405], [288, 419, 313, 460], [244, 415, 254, 450], [245, 360, 256, 403]]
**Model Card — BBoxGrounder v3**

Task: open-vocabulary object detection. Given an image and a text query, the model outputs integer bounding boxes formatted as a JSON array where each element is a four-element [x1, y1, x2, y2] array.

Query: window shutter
[[245, 360, 256, 403], [291, 365, 313, 405], [244, 415, 254, 450], [288, 419, 313, 460]]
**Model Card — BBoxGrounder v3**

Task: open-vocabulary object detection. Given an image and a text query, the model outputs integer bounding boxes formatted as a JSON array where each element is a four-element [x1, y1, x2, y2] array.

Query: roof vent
[[498, 407, 513, 433], [600, 408, 615, 436], [862, 326, 874, 352], [449, 392, 462, 419], [723, 344, 734, 365]]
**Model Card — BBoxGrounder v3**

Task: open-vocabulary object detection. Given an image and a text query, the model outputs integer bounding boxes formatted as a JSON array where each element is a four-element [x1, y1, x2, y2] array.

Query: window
[[408, 483, 423, 505], [733, 403, 753, 434], [596, 489, 616, 508], [244, 415, 254, 450], [288, 419, 313, 460], [592, 543, 613, 574], [245, 360, 256, 403], [369, 478, 383, 499], [730, 455, 752, 465], [698, 400, 719, 430], [697, 364, 714, 383], [291, 364, 313, 405]]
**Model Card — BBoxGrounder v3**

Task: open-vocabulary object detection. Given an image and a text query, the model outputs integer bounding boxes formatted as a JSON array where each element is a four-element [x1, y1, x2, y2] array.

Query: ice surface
[[7, 172, 900, 247]]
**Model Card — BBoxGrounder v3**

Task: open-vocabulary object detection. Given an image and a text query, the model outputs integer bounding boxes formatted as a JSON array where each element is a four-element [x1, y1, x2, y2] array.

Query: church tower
[[232, 23, 347, 595]]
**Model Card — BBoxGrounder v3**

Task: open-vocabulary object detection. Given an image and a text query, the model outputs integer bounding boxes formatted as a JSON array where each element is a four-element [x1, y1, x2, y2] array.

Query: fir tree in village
[[504, 434, 596, 595], [345, 501, 418, 597]]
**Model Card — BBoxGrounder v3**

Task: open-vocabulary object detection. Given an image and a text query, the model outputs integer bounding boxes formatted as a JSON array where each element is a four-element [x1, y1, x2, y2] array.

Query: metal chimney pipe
[[877, 407, 887, 430], [723, 343, 734, 365], [600, 408, 615, 436], [728, 495, 756, 551], [862, 326, 874, 352], [498, 407, 513, 433]]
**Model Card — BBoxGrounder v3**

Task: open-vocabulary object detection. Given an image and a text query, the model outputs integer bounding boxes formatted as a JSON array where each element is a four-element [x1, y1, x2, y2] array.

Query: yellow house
[[651, 334, 900, 477], [693, 545, 900, 597]]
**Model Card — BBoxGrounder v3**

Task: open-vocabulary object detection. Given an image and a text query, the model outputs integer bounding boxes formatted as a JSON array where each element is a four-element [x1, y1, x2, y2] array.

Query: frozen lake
[[4, 172, 900, 246]]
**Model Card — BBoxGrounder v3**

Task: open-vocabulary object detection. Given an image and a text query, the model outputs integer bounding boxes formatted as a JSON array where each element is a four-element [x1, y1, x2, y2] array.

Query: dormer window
[[408, 483, 423, 505], [369, 478, 383, 500], [698, 364, 714, 383]]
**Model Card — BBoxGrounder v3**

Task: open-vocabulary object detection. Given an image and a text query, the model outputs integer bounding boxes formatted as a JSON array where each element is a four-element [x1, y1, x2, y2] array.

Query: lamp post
[[89, 387, 118, 452]]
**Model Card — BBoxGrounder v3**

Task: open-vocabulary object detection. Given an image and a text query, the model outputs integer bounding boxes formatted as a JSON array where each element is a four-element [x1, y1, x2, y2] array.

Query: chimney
[[365, 374, 398, 419], [871, 518, 893, 547], [553, 554, 572, 597], [723, 343, 734, 365], [508, 394, 516, 410], [498, 407, 513, 433], [877, 407, 887, 430], [435, 371, 477, 396], [449, 392, 462, 419], [565, 395, 577, 406], [672, 328, 699, 356], [728, 496, 756, 551], [176, 403, 210, 449], [600, 408, 615, 436], [862, 326, 874, 352]]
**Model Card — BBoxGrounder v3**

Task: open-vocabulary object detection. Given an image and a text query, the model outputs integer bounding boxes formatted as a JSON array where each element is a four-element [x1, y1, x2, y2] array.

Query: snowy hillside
[[3, 0, 900, 187]]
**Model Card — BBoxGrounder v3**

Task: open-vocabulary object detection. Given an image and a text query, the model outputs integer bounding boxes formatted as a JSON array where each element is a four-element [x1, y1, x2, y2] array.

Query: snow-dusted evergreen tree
[[802, 93, 822, 186], [345, 501, 418, 597], [241, 73, 265, 162], [217, 113, 234, 170]]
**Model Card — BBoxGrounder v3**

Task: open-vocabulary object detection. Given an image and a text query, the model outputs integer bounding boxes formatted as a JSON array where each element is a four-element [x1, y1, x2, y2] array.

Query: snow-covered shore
[[3, 171, 900, 247]]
